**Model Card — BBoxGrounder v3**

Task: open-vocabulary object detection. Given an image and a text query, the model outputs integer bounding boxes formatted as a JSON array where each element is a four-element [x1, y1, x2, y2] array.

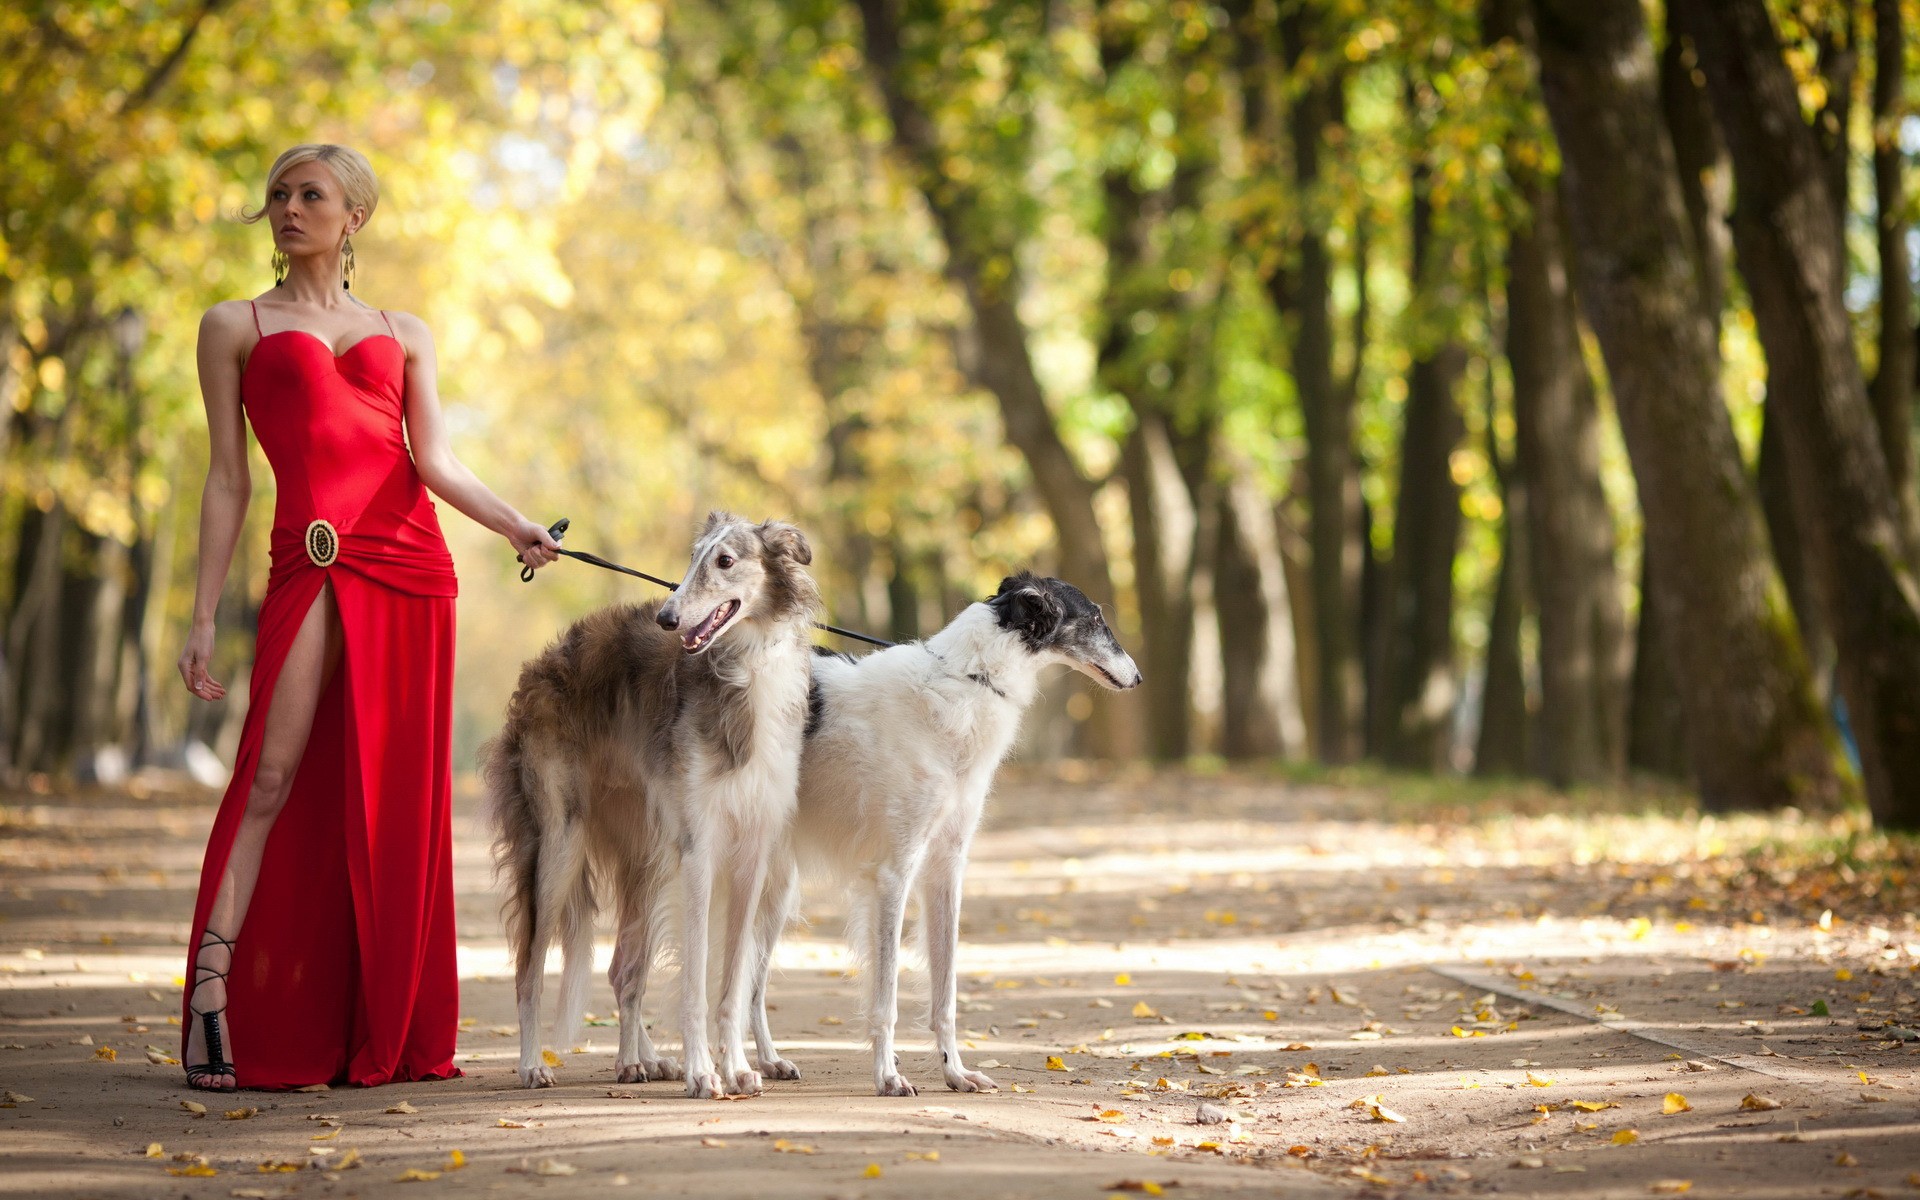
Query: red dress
[[181, 302, 462, 1088]]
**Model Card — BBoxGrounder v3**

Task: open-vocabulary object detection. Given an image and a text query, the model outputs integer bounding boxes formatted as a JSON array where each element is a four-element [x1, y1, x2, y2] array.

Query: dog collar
[[965, 672, 1008, 700]]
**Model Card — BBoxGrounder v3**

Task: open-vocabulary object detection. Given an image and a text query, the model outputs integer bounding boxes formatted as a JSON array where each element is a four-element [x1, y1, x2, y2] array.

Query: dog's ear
[[759, 521, 813, 565], [993, 571, 1042, 599], [700, 510, 733, 538], [996, 585, 1061, 641]]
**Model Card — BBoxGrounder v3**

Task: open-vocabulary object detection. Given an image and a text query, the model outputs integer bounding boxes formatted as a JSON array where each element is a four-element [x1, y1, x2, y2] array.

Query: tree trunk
[[1673, 0, 1920, 828], [70, 531, 130, 778], [1500, 176, 1629, 782], [1373, 149, 1466, 771], [1475, 472, 1532, 777], [1278, 9, 1365, 764], [1659, 31, 1733, 335], [855, 0, 1136, 756], [1870, 0, 1916, 529], [1483, 0, 1630, 784], [1528, 0, 1843, 811], [1123, 414, 1198, 759], [1626, 545, 1690, 778], [1216, 467, 1307, 759]]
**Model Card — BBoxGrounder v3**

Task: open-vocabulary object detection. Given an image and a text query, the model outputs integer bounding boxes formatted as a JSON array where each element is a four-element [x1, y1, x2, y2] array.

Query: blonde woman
[[176, 144, 560, 1090]]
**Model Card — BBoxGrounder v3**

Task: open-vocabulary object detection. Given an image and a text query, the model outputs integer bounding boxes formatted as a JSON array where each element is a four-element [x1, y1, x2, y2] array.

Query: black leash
[[518, 517, 897, 650]]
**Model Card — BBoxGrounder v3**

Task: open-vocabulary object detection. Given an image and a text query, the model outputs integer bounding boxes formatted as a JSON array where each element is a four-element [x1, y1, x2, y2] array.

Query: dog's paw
[[876, 1072, 919, 1097], [616, 1055, 682, 1083], [644, 1054, 684, 1081], [728, 1068, 764, 1097], [684, 1069, 726, 1100], [757, 1056, 801, 1081], [944, 1066, 997, 1093], [518, 1064, 558, 1089]]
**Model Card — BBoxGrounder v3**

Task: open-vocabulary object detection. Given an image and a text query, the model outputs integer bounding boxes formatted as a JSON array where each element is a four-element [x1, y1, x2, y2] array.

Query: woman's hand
[[178, 621, 226, 702], [509, 518, 563, 573]]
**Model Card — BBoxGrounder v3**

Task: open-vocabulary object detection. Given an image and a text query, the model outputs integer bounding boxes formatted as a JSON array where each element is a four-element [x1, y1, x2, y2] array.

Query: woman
[[177, 144, 561, 1090]]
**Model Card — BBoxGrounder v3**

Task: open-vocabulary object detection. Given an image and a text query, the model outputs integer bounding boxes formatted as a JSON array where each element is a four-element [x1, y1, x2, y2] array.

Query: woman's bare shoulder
[[381, 308, 431, 339], [198, 299, 257, 344]]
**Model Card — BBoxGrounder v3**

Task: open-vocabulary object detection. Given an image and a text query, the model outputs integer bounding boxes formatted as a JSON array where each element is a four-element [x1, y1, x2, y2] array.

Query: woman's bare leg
[[186, 585, 344, 1088]]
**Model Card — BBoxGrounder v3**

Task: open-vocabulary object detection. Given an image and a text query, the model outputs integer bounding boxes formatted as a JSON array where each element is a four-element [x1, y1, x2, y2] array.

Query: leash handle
[[518, 517, 570, 583]]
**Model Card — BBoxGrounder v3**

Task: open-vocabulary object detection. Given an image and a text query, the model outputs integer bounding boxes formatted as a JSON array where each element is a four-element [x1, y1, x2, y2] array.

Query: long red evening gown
[[181, 301, 462, 1089]]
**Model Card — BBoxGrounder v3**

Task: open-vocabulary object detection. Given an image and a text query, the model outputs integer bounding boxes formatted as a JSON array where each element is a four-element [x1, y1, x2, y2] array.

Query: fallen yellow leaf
[[1571, 1100, 1617, 1112], [773, 1139, 815, 1155], [906, 1150, 940, 1161], [1649, 1183, 1692, 1195], [1613, 1129, 1639, 1145], [395, 1168, 441, 1182], [1114, 973, 1132, 986], [1527, 1072, 1553, 1087], [446, 1149, 466, 1170], [1131, 1001, 1158, 1018], [864, 1163, 882, 1178], [1835, 968, 1854, 982], [1835, 1150, 1860, 1167], [386, 1100, 419, 1114], [180, 1100, 206, 1116], [1095, 1109, 1128, 1123], [1663, 1093, 1692, 1115], [224, 1107, 258, 1120], [1046, 1055, 1067, 1070], [166, 1164, 217, 1177], [700, 1137, 727, 1148], [1739, 1094, 1781, 1111], [144, 1143, 164, 1158], [94, 1045, 117, 1061], [541, 1049, 563, 1067]]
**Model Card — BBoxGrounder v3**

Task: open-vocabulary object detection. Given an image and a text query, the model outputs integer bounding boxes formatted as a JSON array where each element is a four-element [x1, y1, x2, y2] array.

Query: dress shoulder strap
[[248, 300, 262, 335], [379, 309, 396, 338]]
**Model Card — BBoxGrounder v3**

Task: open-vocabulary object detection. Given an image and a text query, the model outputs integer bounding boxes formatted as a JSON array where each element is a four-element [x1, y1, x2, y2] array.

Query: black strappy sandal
[[185, 929, 238, 1092]]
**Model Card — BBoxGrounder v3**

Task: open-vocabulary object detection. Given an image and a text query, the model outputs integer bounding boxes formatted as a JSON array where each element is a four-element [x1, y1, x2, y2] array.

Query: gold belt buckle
[[305, 519, 339, 568]]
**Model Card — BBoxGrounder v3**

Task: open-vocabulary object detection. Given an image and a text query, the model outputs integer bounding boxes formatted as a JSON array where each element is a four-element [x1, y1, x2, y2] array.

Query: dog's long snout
[[656, 608, 680, 631]]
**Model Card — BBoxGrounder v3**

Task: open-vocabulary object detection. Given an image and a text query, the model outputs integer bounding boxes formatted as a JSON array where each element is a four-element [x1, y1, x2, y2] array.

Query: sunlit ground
[[2, 766, 1916, 1198]]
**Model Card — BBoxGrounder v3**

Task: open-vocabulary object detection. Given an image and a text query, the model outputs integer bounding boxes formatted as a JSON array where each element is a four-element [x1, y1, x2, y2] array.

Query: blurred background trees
[[4, 0, 1917, 825]]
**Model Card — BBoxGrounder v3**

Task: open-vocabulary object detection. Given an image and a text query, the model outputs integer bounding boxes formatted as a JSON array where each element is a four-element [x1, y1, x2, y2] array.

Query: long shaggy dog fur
[[485, 513, 819, 1097], [748, 572, 1142, 1096]]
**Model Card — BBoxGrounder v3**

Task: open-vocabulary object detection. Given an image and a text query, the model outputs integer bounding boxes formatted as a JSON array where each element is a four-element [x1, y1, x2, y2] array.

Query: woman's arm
[[178, 303, 255, 702], [390, 311, 560, 571]]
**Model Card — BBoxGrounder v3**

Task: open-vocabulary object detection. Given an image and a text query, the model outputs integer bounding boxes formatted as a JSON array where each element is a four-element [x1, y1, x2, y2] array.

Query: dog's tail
[[481, 719, 541, 983], [484, 708, 600, 1056]]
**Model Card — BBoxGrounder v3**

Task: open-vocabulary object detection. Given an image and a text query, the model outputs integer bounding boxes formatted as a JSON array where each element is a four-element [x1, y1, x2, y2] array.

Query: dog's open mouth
[[681, 598, 741, 654]]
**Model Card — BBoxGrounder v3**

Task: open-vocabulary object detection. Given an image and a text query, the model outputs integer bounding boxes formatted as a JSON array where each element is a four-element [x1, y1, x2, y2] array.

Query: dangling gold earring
[[271, 248, 289, 286], [342, 237, 356, 291]]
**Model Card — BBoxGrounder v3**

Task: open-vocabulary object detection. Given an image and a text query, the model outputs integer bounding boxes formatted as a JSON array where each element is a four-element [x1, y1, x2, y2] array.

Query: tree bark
[[1527, 0, 1843, 811], [1870, 0, 1916, 528], [1372, 147, 1466, 771], [1123, 414, 1199, 759], [1481, 0, 1631, 784], [1500, 175, 1628, 781], [1475, 468, 1532, 777], [1277, 8, 1365, 764], [1216, 468, 1307, 759], [1673, 0, 1920, 828], [1626, 546, 1690, 779]]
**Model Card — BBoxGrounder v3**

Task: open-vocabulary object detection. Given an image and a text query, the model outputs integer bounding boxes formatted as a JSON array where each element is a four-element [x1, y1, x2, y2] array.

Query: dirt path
[[3, 768, 1917, 1198]]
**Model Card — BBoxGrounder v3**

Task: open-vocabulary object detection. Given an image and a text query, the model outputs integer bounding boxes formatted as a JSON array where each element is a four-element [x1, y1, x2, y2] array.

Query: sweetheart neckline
[[244, 329, 401, 377]]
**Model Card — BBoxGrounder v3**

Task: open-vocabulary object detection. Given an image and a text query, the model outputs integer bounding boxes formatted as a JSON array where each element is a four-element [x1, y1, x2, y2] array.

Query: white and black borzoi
[[485, 513, 818, 1097], [748, 572, 1142, 1096]]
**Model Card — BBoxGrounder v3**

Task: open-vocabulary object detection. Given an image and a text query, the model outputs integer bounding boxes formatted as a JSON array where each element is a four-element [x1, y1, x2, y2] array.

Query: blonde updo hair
[[240, 144, 379, 227]]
